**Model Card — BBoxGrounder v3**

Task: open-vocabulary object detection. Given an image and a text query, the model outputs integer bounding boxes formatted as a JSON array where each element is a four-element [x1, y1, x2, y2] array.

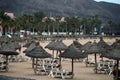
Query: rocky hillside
[[0, 0, 120, 21]]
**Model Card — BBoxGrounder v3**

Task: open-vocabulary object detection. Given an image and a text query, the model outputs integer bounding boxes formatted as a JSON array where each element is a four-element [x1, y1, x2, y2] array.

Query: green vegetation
[[0, 10, 120, 36]]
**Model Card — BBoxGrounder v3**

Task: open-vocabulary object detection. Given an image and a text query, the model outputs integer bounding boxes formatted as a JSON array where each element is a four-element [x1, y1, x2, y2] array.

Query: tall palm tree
[[17, 14, 35, 35], [81, 18, 88, 35], [59, 21, 66, 33], [45, 18, 53, 35], [13, 16, 24, 33], [55, 16, 61, 35], [91, 15, 102, 35], [0, 10, 11, 35], [33, 11, 45, 23], [65, 17, 75, 35], [71, 16, 82, 35], [33, 12, 45, 35], [5, 19, 16, 34]]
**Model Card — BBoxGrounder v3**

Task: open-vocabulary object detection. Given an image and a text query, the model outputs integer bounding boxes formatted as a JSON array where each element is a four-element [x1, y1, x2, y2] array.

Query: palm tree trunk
[[66, 23, 68, 35], [57, 23, 59, 35]]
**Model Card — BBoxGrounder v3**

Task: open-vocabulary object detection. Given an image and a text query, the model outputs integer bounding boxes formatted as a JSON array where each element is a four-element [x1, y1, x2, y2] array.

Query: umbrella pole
[[56, 50, 58, 58], [116, 60, 119, 80], [59, 50, 61, 67], [86, 55, 88, 67], [52, 50, 54, 58], [95, 53, 97, 73], [36, 58, 38, 68], [101, 57, 103, 62], [6, 55, 9, 66], [32, 58, 35, 68], [5, 55, 9, 72], [100, 54, 103, 61], [71, 59, 74, 78]]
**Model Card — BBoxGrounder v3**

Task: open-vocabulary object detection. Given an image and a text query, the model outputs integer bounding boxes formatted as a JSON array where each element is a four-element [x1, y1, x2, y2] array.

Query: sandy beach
[[0, 38, 116, 80]]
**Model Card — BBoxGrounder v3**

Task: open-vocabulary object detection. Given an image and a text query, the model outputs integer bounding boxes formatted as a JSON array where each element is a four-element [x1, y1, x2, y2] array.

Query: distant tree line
[[0, 10, 120, 36]]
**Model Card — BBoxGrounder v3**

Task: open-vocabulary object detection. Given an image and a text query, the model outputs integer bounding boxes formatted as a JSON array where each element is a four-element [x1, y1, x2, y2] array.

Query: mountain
[[0, 0, 120, 21]]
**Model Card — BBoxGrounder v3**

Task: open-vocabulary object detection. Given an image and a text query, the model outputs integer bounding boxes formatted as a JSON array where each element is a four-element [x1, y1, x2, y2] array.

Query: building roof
[[5, 12, 15, 19]]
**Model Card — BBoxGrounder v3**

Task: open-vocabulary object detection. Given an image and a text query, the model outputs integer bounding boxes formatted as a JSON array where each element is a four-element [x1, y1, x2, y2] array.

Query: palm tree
[[55, 16, 61, 35], [71, 16, 82, 35], [59, 21, 66, 33], [65, 17, 75, 35], [33, 11, 45, 23], [81, 18, 88, 35], [33, 12, 46, 35], [17, 14, 35, 35], [64, 17, 69, 35], [76, 17, 82, 35], [0, 10, 11, 35], [5, 19, 16, 34], [44, 18, 53, 35], [91, 15, 102, 35], [13, 16, 25, 34]]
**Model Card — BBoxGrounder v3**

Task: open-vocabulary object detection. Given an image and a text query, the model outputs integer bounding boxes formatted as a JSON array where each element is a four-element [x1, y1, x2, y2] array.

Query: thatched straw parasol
[[26, 46, 51, 58], [82, 41, 92, 67], [45, 39, 67, 58], [45, 39, 56, 49], [111, 39, 120, 49], [23, 42, 39, 53], [84, 40, 101, 73], [97, 37, 110, 61], [97, 37, 110, 49], [11, 34, 22, 42], [8, 42, 21, 51], [26, 46, 51, 68], [102, 48, 120, 80], [0, 43, 19, 71], [0, 43, 19, 57], [59, 44, 87, 78], [72, 39, 83, 49]]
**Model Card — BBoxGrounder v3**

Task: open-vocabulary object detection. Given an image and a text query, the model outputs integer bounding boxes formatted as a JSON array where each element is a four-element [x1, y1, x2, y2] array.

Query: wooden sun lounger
[[49, 69, 73, 79], [0, 61, 9, 72]]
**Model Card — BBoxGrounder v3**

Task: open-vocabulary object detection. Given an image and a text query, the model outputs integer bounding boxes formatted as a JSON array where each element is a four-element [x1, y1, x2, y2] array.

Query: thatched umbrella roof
[[111, 39, 120, 49], [45, 40, 67, 50], [59, 44, 87, 78], [59, 45, 86, 59], [26, 45, 51, 68], [0, 44, 19, 56], [85, 41, 100, 54], [97, 37, 110, 49], [23, 42, 31, 48], [23, 42, 39, 53], [97, 37, 111, 57], [0, 43, 19, 68], [45, 39, 55, 49], [11, 34, 22, 42], [82, 41, 92, 51], [45, 39, 67, 58], [23, 40, 37, 48], [72, 40, 83, 49], [0, 36, 10, 43], [102, 48, 120, 80], [103, 48, 120, 60], [52, 41, 67, 50], [8, 42, 21, 51], [82, 41, 92, 67], [25, 46, 51, 58], [84, 41, 101, 73]]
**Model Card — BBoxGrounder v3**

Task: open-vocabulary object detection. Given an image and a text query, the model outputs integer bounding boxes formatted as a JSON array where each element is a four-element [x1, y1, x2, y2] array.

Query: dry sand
[[0, 38, 116, 80]]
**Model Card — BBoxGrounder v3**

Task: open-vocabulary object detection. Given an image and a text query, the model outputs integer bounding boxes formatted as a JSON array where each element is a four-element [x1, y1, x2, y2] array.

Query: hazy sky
[[95, 0, 120, 4]]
